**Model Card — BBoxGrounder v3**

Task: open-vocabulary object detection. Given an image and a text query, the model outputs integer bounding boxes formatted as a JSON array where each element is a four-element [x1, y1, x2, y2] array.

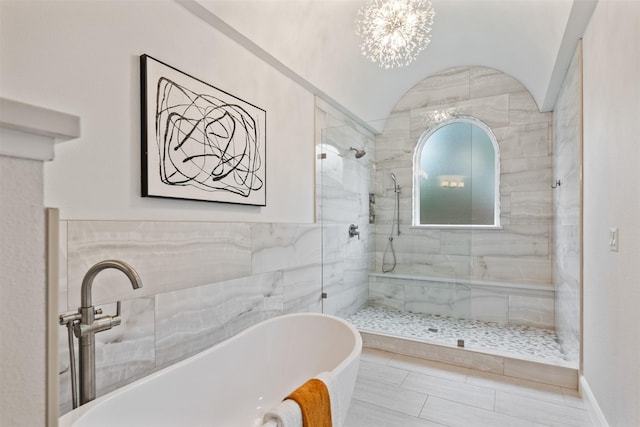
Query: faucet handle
[[75, 301, 123, 337], [112, 301, 122, 327], [59, 311, 81, 326]]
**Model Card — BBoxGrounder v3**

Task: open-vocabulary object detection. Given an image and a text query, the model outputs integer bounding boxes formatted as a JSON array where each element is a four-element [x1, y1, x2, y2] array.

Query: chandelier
[[355, 0, 436, 69]]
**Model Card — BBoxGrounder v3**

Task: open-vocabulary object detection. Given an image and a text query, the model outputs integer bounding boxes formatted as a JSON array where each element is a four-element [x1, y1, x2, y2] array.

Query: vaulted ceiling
[[180, 0, 597, 130]]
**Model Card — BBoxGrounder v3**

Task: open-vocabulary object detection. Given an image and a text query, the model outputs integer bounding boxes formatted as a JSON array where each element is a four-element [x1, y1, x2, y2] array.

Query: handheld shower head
[[391, 173, 400, 193], [350, 147, 366, 159]]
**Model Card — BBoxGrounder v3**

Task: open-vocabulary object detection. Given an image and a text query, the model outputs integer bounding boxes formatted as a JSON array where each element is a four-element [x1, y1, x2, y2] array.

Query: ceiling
[[179, 0, 597, 131]]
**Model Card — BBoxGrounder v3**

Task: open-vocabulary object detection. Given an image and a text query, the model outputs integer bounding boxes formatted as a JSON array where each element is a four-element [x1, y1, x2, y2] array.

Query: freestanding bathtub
[[59, 313, 362, 427]]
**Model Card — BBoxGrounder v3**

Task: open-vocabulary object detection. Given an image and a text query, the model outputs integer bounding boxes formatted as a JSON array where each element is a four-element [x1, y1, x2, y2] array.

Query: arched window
[[413, 116, 501, 228]]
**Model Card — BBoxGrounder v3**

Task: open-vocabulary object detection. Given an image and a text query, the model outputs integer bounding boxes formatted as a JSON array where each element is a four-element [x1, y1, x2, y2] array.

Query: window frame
[[412, 116, 502, 229]]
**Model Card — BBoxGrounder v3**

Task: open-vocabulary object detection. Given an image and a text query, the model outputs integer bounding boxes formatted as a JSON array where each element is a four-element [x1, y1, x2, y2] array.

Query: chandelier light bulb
[[356, 0, 436, 69]]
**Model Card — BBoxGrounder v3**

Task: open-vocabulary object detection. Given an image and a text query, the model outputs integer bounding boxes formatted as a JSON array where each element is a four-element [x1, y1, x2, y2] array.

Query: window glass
[[414, 118, 500, 227]]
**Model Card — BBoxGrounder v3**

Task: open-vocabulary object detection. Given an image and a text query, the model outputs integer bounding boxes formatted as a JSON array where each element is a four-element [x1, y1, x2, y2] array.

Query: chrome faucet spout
[[80, 260, 142, 308]]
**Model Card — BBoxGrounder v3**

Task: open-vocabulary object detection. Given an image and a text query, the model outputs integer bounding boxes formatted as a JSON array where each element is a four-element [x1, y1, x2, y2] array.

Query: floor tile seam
[[350, 395, 430, 421], [416, 394, 532, 427], [468, 381, 572, 407], [412, 385, 498, 414], [402, 369, 497, 400], [493, 389, 592, 419], [421, 394, 564, 427]]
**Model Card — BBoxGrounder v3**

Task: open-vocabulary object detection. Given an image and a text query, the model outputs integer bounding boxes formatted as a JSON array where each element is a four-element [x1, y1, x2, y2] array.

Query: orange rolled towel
[[286, 378, 332, 427]]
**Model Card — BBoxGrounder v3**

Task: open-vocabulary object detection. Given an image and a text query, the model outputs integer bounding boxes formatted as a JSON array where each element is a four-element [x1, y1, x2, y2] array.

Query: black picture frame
[[140, 54, 266, 206]]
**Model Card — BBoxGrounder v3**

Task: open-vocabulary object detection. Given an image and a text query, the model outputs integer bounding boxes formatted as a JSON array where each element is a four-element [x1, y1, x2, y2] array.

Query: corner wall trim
[[580, 375, 610, 427]]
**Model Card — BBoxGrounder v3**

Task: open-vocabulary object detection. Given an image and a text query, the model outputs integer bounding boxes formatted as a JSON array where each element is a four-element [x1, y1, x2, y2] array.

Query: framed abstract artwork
[[140, 54, 266, 205]]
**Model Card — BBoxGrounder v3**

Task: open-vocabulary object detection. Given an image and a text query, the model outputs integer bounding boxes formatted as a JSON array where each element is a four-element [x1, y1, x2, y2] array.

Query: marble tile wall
[[57, 220, 322, 414], [552, 44, 582, 364], [368, 274, 555, 329], [374, 66, 554, 286], [315, 97, 375, 318]]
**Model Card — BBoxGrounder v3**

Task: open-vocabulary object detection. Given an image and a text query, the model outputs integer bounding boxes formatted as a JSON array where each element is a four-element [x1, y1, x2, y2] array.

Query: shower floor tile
[[347, 305, 569, 365]]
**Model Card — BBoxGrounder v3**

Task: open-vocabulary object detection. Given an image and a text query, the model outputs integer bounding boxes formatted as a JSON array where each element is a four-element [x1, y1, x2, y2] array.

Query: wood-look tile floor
[[344, 348, 594, 427]]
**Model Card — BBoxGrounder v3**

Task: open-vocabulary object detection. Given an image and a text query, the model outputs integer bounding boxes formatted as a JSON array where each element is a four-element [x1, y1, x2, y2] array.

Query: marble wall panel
[[154, 280, 229, 367], [501, 157, 553, 193], [251, 223, 321, 274], [509, 91, 553, 126], [368, 275, 555, 327], [509, 294, 555, 329], [66, 221, 252, 307], [282, 263, 323, 313], [469, 67, 525, 99], [409, 94, 510, 140], [494, 122, 551, 160], [468, 225, 550, 257], [394, 67, 470, 112], [368, 279, 404, 311], [472, 256, 552, 284], [469, 290, 509, 324], [322, 224, 349, 263], [510, 191, 552, 224], [58, 217, 324, 416], [404, 281, 472, 318]]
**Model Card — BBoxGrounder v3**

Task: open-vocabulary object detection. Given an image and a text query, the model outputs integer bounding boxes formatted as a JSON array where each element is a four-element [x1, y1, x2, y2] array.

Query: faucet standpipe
[[59, 260, 143, 407]]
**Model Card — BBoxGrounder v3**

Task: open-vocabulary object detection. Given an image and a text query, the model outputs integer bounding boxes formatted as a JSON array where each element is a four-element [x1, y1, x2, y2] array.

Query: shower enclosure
[[316, 61, 582, 369]]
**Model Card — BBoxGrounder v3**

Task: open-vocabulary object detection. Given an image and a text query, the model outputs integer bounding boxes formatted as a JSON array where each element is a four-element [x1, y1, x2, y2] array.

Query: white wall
[[582, 0, 640, 425], [0, 0, 315, 223], [0, 157, 46, 427]]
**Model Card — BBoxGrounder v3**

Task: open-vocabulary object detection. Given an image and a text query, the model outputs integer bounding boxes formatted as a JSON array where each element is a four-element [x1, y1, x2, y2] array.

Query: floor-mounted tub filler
[[59, 313, 362, 427]]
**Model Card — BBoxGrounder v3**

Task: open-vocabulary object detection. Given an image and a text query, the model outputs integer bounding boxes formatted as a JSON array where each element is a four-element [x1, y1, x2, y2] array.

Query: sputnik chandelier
[[355, 0, 436, 69]]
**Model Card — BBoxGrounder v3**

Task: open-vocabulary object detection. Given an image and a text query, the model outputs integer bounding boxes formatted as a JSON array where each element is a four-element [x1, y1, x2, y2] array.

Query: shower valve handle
[[348, 224, 360, 240]]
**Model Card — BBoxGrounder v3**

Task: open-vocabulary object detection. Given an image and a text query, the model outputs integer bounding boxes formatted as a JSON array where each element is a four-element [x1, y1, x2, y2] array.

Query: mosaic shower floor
[[347, 305, 569, 365]]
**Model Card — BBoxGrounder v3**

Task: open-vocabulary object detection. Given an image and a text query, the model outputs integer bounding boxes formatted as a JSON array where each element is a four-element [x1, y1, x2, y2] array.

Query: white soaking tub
[[59, 313, 362, 427]]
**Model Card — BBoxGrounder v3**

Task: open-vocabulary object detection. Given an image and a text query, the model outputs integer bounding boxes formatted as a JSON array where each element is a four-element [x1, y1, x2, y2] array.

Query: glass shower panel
[[317, 122, 375, 318]]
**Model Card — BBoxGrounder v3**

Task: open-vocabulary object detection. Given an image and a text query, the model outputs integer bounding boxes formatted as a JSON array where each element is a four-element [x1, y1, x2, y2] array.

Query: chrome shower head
[[350, 147, 366, 159]]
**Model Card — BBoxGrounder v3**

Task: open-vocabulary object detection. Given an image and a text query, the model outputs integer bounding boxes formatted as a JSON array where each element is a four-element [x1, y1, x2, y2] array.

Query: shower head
[[391, 173, 397, 184], [350, 147, 366, 159]]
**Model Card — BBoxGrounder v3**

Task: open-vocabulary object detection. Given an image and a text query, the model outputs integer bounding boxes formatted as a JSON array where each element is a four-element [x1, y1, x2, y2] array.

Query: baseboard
[[580, 375, 610, 427]]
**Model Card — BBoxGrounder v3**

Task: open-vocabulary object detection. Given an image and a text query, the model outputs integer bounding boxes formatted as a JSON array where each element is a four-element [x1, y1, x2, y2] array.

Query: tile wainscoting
[[57, 220, 326, 415], [368, 273, 555, 329]]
